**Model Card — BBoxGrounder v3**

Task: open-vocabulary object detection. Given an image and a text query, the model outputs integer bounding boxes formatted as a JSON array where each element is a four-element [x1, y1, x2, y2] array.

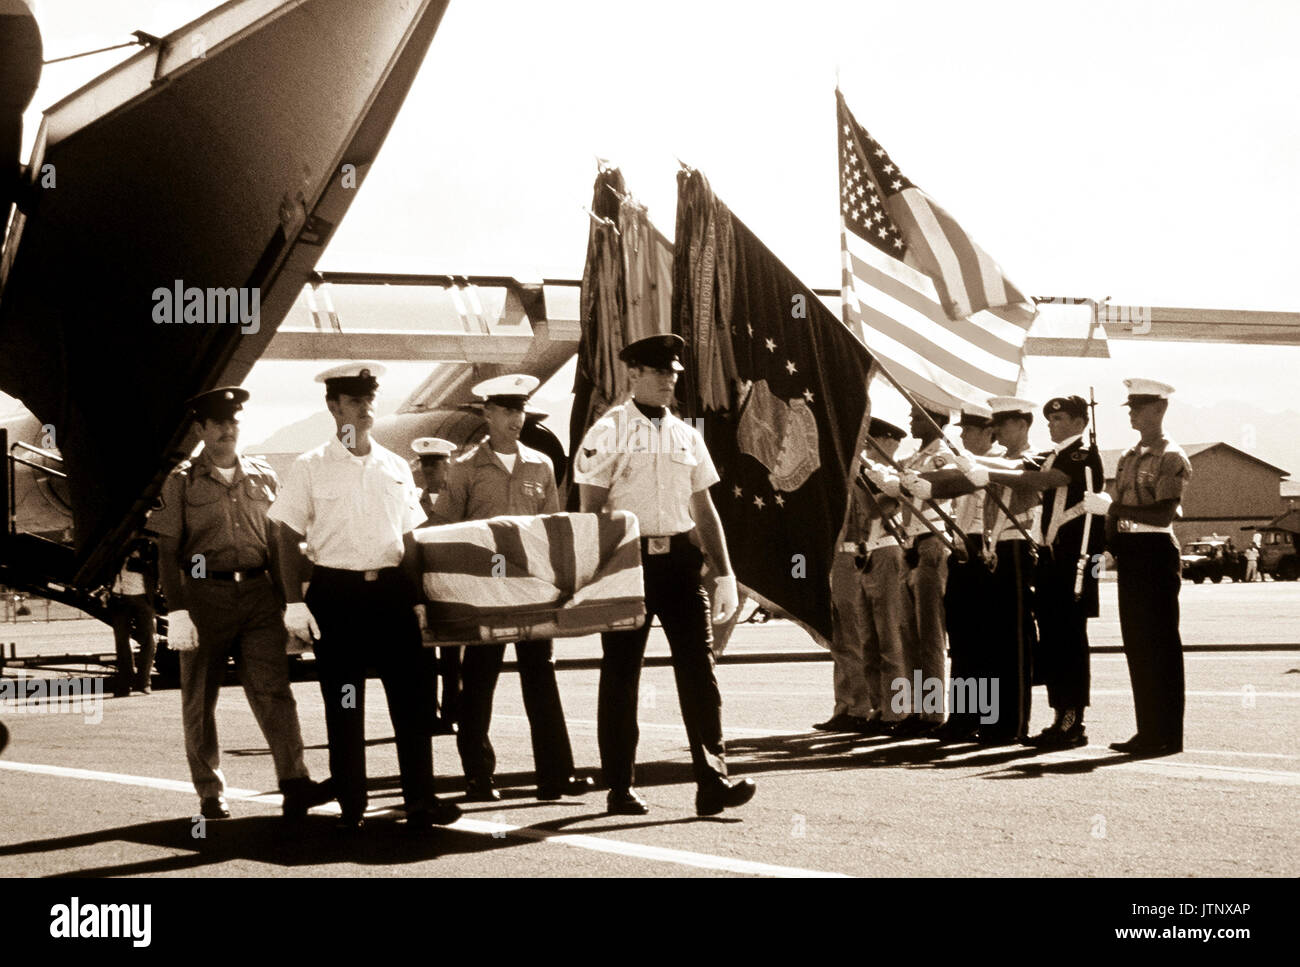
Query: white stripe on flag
[[424, 573, 562, 609], [841, 223, 1023, 406], [570, 514, 600, 592], [843, 240, 1025, 373]]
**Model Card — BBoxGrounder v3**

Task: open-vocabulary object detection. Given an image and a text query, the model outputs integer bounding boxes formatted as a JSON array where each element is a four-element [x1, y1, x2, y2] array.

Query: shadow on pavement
[[2, 814, 506, 877]]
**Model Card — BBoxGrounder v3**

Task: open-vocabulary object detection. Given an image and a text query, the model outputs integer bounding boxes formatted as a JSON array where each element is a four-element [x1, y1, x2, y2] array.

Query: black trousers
[[457, 639, 575, 786], [306, 567, 435, 820], [1035, 549, 1092, 711], [982, 540, 1036, 740], [944, 536, 994, 731], [598, 535, 727, 792], [110, 594, 156, 691], [1114, 534, 1185, 745]]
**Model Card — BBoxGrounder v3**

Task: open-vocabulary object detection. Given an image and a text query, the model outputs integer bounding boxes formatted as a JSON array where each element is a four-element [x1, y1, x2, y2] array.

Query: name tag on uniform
[[646, 536, 671, 555]]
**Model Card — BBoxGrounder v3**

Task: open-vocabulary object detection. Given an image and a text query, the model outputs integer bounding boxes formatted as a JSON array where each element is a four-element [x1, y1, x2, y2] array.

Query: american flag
[[837, 89, 1035, 411], [417, 510, 646, 644]]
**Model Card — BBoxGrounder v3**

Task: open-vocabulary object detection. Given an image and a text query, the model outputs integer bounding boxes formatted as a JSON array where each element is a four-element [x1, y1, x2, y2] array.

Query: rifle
[[1074, 386, 1100, 600]]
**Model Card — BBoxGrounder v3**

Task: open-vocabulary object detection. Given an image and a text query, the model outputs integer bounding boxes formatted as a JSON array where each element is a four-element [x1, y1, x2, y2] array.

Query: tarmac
[[0, 580, 1296, 879]]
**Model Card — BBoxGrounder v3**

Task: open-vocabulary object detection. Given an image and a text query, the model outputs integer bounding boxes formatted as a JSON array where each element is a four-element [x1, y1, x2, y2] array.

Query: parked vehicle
[[1181, 537, 1248, 583]]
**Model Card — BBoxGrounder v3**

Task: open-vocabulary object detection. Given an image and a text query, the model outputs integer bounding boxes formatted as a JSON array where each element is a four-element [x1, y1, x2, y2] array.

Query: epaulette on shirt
[[453, 440, 487, 466], [242, 454, 277, 476]]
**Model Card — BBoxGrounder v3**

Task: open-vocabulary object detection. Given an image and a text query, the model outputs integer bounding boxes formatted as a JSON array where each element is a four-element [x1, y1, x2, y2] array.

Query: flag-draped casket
[[416, 510, 645, 644]]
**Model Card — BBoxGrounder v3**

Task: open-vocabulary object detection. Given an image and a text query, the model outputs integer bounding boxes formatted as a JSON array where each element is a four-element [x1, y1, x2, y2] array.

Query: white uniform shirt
[[267, 436, 422, 570], [573, 400, 720, 537]]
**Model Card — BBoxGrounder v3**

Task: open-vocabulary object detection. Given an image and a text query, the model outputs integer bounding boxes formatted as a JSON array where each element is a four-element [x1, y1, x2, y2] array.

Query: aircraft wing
[[0, 0, 450, 588]]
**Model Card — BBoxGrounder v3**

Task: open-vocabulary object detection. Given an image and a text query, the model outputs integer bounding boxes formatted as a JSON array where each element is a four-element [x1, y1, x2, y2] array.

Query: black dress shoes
[[975, 731, 1019, 747], [464, 777, 501, 802], [813, 712, 869, 732], [199, 796, 231, 820], [335, 815, 365, 833], [606, 788, 650, 816], [537, 775, 595, 801], [890, 715, 930, 738], [281, 777, 336, 820], [1110, 735, 1181, 757], [408, 797, 463, 830], [931, 720, 979, 744], [695, 778, 757, 817], [1028, 723, 1088, 750], [855, 717, 894, 736]]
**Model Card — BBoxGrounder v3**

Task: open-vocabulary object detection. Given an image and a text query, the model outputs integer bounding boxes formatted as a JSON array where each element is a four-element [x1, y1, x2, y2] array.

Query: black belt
[[312, 565, 403, 583], [206, 566, 268, 583], [640, 532, 694, 556]]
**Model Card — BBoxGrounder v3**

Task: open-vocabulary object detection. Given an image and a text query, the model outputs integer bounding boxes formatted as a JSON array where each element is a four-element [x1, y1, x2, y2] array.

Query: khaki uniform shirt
[[151, 448, 278, 571], [429, 440, 559, 524]]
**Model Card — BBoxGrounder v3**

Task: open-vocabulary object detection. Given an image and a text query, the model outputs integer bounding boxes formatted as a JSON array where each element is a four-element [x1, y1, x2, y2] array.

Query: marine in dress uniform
[[412, 437, 461, 735], [152, 388, 330, 821], [931, 404, 999, 743], [977, 397, 1042, 744], [1106, 379, 1191, 758], [575, 334, 755, 817], [269, 364, 460, 832], [428, 375, 594, 802], [983, 397, 1108, 748]]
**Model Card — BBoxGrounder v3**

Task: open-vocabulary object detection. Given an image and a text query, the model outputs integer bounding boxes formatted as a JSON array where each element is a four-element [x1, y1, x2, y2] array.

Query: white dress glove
[[899, 471, 932, 501], [712, 574, 740, 624], [879, 474, 903, 498], [953, 456, 990, 487], [284, 601, 320, 643], [1082, 491, 1113, 515], [166, 609, 198, 652]]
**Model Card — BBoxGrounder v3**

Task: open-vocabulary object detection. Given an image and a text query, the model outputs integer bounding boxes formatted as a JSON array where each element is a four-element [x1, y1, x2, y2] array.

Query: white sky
[[10, 0, 1300, 461]]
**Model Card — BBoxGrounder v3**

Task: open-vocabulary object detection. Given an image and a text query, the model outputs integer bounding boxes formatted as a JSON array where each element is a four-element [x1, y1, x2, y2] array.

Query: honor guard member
[[269, 364, 460, 832], [429, 375, 594, 802], [575, 334, 755, 817], [980, 397, 1108, 748], [152, 387, 331, 821], [976, 397, 1042, 744], [827, 417, 914, 735], [1106, 379, 1191, 757], [413, 437, 461, 735], [888, 406, 956, 737], [931, 403, 998, 743], [413, 437, 457, 524]]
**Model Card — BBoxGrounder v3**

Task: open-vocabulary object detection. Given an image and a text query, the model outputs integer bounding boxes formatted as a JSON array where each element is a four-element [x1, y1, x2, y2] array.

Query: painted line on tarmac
[[1035, 750, 1300, 786], [495, 714, 807, 739], [1088, 688, 1299, 699], [0, 759, 845, 879], [447, 818, 847, 878]]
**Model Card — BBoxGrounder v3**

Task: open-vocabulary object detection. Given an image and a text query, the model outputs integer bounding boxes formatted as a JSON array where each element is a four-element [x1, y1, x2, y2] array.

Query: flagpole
[[861, 346, 1041, 548], [853, 469, 911, 549], [862, 433, 968, 562]]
